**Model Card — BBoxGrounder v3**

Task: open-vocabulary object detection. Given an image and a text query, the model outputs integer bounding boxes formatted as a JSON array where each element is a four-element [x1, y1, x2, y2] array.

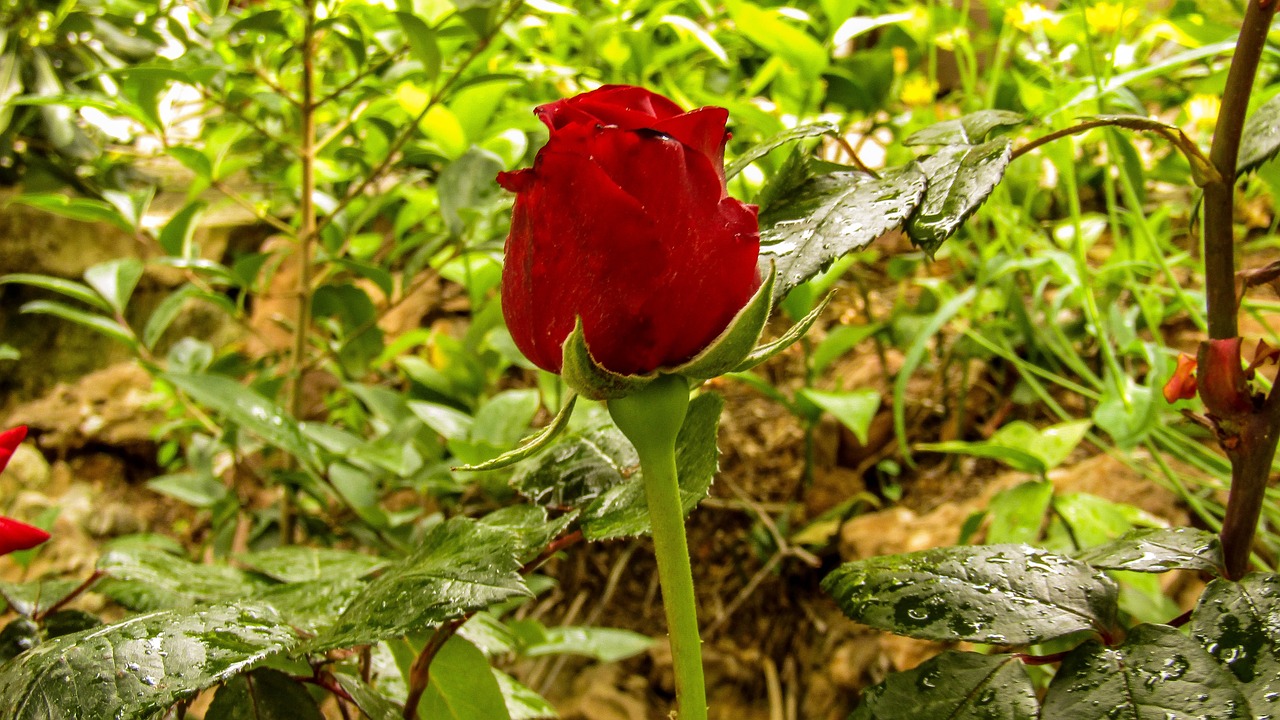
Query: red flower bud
[[498, 85, 760, 377], [1162, 353, 1198, 404], [0, 517, 49, 556], [0, 427, 48, 555], [0, 425, 26, 474]]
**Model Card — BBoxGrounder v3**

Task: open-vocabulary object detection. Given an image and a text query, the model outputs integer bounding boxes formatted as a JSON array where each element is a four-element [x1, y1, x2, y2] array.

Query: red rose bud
[[1162, 354, 1198, 404], [1197, 338, 1256, 417], [0, 425, 27, 475], [0, 516, 49, 556], [498, 85, 760, 377]]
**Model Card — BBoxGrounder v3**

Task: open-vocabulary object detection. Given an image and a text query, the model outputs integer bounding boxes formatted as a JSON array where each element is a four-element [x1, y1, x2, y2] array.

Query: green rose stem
[[608, 374, 707, 720]]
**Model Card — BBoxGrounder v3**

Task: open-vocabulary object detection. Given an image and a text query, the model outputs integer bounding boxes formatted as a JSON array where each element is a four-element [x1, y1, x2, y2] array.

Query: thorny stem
[[281, 0, 319, 545], [400, 530, 583, 719], [1204, 0, 1279, 580]]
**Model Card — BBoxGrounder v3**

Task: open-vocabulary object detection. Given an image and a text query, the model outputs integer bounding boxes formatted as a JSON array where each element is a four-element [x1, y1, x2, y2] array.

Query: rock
[[5, 363, 163, 453]]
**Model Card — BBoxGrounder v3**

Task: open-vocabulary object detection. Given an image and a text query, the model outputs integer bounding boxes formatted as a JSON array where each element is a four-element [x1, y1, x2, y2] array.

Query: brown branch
[[1205, 0, 1280, 580]]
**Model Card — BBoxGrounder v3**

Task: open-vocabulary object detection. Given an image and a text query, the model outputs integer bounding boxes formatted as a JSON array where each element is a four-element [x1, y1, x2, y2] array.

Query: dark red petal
[[536, 85, 686, 132], [501, 126, 661, 373], [0, 516, 49, 556], [0, 426, 27, 475], [651, 106, 731, 173], [496, 169, 536, 194]]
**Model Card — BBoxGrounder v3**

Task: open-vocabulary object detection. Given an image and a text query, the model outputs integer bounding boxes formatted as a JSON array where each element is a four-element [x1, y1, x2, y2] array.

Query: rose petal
[[0, 426, 27, 476], [0, 516, 49, 556]]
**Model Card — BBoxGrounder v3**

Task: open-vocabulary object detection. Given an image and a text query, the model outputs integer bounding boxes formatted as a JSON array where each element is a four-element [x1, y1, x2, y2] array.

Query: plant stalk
[[609, 376, 706, 720], [282, 0, 319, 545], [1203, 0, 1279, 579]]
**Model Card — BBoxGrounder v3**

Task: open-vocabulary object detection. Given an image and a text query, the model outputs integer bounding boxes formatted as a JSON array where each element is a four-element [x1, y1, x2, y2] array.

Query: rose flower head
[[0, 426, 50, 556], [497, 85, 761, 393]]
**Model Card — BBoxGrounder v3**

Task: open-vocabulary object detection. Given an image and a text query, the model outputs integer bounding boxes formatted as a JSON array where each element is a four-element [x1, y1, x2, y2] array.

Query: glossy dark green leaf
[[724, 121, 837, 180], [41, 611, 102, 640], [256, 578, 366, 634], [906, 139, 1012, 255], [1042, 624, 1250, 719], [903, 110, 1026, 146], [1076, 527, 1224, 574], [237, 547, 386, 583], [509, 394, 722, 540], [163, 373, 318, 471], [0, 580, 82, 618], [0, 619, 40, 663], [309, 517, 528, 652], [1238, 94, 1280, 174], [759, 165, 927, 299], [97, 547, 268, 610], [821, 544, 1117, 644], [857, 652, 1037, 720], [581, 393, 723, 540], [477, 505, 576, 564], [1192, 573, 1280, 717], [421, 636, 511, 720], [0, 604, 299, 720], [205, 668, 324, 720]]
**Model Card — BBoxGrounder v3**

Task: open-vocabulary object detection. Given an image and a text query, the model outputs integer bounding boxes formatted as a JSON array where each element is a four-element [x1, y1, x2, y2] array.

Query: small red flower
[[0, 426, 50, 556], [498, 85, 760, 377], [1162, 353, 1198, 404]]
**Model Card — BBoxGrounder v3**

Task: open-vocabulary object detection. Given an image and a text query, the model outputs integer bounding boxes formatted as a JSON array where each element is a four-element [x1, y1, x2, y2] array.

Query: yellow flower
[[1184, 94, 1220, 134], [901, 76, 936, 107], [1084, 2, 1140, 33], [1005, 3, 1062, 32]]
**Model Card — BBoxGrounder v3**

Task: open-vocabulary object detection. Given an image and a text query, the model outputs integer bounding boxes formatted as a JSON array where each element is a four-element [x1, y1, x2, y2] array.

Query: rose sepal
[[454, 393, 579, 471], [562, 319, 659, 400], [732, 289, 834, 372], [673, 263, 776, 381]]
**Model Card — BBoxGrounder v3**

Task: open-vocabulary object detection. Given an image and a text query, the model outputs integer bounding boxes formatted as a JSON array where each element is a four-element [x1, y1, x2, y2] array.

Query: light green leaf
[[421, 636, 511, 720], [18, 300, 137, 348], [798, 388, 881, 444]]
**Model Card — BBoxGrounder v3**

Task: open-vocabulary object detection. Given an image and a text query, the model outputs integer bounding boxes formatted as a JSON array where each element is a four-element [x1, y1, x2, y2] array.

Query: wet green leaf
[[309, 517, 528, 652], [335, 672, 402, 720], [1077, 527, 1224, 574], [97, 547, 269, 610], [579, 393, 723, 540], [1192, 573, 1280, 717], [903, 110, 1026, 146], [857, 652, 1037, 720], [1238, 94, 1280, 174], [255, 578, 366, 634], [163, 373, 318, 471], [1042, 624, 1250, 719], [205, 668, 324, 720], [906, 139, 1012, 255], [0, 580, 82, 618], [477, 505, 576, 565], [237, 547, 387, 584], [759, 165, 927, 300], [0, 604, 299, 720], [822, 544, 1117, 644]]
